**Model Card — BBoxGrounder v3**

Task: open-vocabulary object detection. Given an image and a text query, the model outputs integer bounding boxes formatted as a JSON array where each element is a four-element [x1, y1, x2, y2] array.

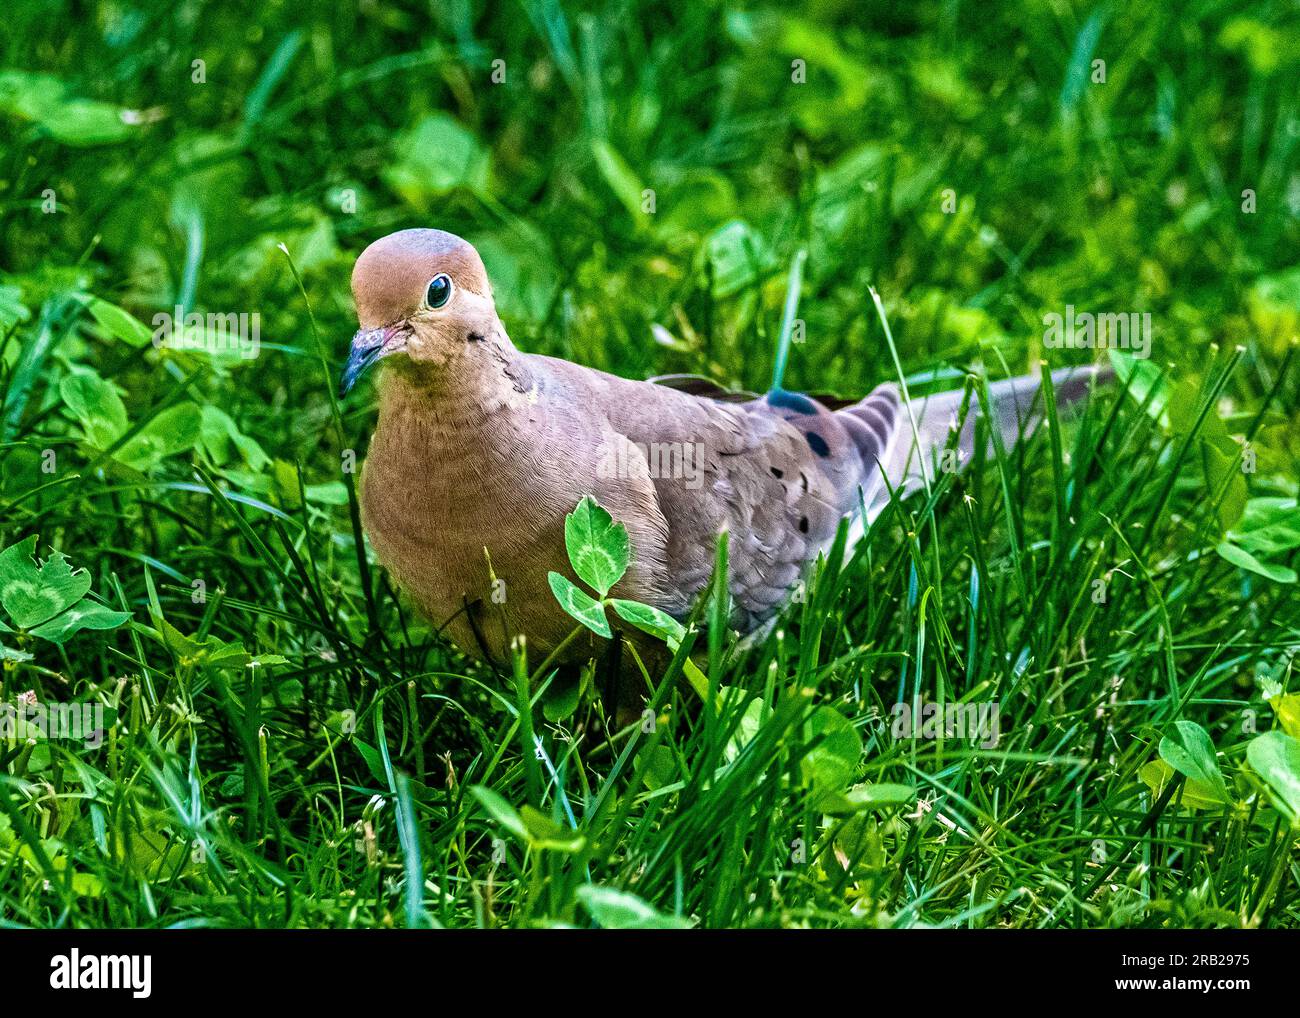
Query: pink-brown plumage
[[345, 228, 1108, 686]]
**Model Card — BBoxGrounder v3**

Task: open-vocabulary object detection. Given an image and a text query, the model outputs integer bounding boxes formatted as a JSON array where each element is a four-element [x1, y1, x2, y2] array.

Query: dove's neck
[[360, 322, 549, 643], [376, 322, 534, 433], [363, 322, 541, 571]]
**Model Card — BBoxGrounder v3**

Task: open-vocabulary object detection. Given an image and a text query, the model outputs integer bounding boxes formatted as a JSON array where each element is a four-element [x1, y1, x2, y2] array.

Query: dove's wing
[[627, 390, 867, 631], [534, 363, 876, 630], [529, 355, 1107, 635], [525, 357, 852, 628]]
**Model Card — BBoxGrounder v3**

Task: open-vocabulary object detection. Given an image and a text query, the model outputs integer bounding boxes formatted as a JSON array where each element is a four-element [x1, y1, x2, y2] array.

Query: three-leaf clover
[[547, 497, 630, 639], [545, 498, 620, 639], [547, 497, 709, 700], [548, 497, 689, 646], [0, 536, 131, 644]]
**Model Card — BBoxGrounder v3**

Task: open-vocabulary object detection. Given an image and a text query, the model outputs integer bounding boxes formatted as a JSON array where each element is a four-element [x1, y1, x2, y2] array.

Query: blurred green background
[[4, 0, 1297, 400]]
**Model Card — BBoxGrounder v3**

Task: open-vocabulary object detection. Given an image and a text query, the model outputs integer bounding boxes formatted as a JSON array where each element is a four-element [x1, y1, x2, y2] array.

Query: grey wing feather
[[605, 386, 875, 631], [574, 358, 1107, 636]]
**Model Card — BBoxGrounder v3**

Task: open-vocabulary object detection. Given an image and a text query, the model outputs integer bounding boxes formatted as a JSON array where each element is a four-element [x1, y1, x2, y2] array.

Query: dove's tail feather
[[840, 363, 1113, 523]]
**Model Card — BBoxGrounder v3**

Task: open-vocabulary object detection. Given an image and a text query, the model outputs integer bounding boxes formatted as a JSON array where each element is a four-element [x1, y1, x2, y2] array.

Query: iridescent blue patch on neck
[[767, 388, 819, 415]]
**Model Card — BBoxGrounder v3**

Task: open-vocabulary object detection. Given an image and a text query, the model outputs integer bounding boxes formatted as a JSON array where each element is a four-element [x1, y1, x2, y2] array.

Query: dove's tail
[[840, 363, 1113, 523]]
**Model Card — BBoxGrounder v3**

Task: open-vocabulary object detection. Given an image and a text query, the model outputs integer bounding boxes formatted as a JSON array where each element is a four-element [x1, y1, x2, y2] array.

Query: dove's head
[[341, 228, 499, 397]]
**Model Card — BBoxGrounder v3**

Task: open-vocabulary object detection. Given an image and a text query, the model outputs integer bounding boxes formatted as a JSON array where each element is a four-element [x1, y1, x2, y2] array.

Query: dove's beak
[[340, 325, 407, 397]]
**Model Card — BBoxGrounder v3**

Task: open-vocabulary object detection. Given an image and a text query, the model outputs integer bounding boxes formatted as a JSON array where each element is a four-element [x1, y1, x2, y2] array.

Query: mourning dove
[[342, 228, 1107, 689]]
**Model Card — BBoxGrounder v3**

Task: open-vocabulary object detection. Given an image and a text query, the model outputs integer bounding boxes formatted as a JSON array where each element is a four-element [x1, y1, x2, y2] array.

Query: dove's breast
[[358, 371, 678, 667]]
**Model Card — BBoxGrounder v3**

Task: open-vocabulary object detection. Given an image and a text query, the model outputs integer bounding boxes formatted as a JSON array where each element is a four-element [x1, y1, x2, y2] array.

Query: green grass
[[1, 0, 1298, 928]]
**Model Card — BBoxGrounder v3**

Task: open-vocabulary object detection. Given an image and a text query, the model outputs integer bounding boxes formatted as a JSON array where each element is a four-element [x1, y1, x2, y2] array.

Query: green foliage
[[0, 536, 130, 643], [548, 496, 711, 698], [577, 885, 693, 929], [0, 69, 139, 145], [1, 0, 1298, 931], [546, 570, 612, 638], [1217, 498, 1300, 584], [550, 495, 673, 641], [547, 495, 629, 636], [383, 113, 492, 206], [1136, 717, 1300, 836], [561, 495, 630, 598], [607, 599, 686, 645], [1247, 732, 1300, 826], [1157, 721, 1232, 806]]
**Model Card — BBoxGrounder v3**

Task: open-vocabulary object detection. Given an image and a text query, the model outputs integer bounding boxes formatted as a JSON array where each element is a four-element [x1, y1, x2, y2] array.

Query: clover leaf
[[546, 496, 631, 638], [1158, 720, 1232, 804], [563, 496, 629, 597], [546, 572, 612, 639], [547, 498, 710, 700], [0, 536, 131, 644]]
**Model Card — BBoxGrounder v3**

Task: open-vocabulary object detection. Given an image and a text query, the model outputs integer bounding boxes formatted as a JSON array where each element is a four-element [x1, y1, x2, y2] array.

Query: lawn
[[1, 0, 1298, 929]]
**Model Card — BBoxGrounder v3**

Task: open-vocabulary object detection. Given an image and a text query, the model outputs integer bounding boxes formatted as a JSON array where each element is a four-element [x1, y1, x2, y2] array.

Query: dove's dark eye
[[425, 274, 453, 309]]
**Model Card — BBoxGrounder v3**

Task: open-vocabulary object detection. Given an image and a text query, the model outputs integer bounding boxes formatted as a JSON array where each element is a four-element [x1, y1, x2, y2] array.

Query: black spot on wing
[[767, 388, 820, 416]]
